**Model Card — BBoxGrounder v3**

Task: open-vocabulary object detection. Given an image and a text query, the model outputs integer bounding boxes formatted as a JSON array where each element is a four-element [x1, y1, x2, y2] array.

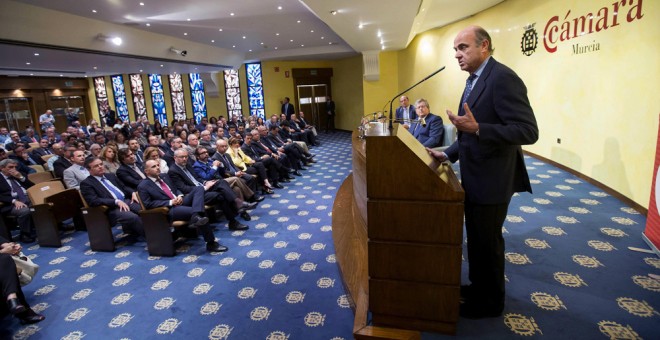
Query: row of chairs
[[1, 175, 202, 257]]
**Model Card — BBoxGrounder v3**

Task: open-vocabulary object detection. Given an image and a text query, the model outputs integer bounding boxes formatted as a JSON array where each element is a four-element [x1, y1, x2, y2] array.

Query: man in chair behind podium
[[427, 25, 538, 319], [406, 98, 444, 148]]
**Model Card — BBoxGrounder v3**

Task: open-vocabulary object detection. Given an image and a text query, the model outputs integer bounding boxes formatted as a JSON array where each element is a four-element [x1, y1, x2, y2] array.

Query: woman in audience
[[114, 132, 128, 149], [86, 119, 99, 135], [144, 146, 169, 173], [178, 129, 188, 142], [227, 137, 274, 194], [160, 127, 170, 141], [256, 117, 266, 127], [100, 145, 120, 174], [0, 237, 45, 324], [209, 117, 218, 126], [153, 121, 163, 137]]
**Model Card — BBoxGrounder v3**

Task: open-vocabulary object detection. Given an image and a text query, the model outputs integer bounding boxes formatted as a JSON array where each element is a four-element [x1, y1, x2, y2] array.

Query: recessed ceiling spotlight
[[260, 42, 264, 45], [25, 62, 30, 65], [277, 6, 282, 10], [274, 47, 278, 50], [230, 12, 235, 16], [160, 65, 164, 67], [377, 31, 382, 37], [184, 32, 188, 36], [321, 36, 324, 39], [249, 49, 252, 52], [211, 39, 215, 43], [329, 42, 333, 45], [218, 28, 223, 31], [301, 44, 304, 47], [276, 33, 280, 36], [186, 18, 191, 21], [92, 9, 97, 13], [290, 39, 293, 42], [97, 34, 123, 46], [232, 45, 236, 48], [330, 10, 337, 15], [140, 69, 143, 72], [381, 45, 385, 50], [59, 74, 63, 77], [34, 53, 39, 56], [242, 36, 246, 39], [310, 30, 314, 33], [93, 66, 97, 70], [297, 20, 301, 23], [140, 2, 144, 6], [29, 74, 33, 76], [358, 23, 364, 29], [146, 23, 151, 26]]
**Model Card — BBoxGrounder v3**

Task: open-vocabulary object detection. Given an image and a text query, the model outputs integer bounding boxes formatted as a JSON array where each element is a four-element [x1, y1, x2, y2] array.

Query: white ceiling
[[0, 0, 503, 78]]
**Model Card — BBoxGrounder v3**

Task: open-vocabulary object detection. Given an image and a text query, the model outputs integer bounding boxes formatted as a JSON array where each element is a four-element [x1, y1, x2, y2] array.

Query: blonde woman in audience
[[227, 137, 274, 194], [100, 145, 120, 174], [144, 146, 169, 174]]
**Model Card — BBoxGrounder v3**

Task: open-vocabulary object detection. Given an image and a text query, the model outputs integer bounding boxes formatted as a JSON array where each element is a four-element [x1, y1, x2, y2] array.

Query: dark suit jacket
[[116, 164, 144, 194], [168, 164, 205, 195], [211, 152, 239, 177], [281, 102, 295, 120], [0, 175, 34, 213], [137, 174, 181, 209], [444, 57, 539, 204], [80, 173, 130, 208], [326, 100, 335, 115], [410, 113, 444, 148], [31, 147, 51, 159], [241, 142, 270, 160], [53, 157, 73, 179], [21, 135, 39, 144], [395, 105, 417, 122]]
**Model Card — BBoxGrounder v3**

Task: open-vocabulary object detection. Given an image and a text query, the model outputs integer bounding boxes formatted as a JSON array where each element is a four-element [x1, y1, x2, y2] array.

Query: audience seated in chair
[[0, 236, 45, 324], [0, 159, 36, 243]]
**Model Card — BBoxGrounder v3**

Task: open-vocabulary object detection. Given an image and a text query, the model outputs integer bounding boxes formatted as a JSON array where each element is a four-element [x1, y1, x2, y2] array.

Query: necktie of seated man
[[101, 177, 125, 201], [158, 178, 175, 199], [10, 178, 29, 204]]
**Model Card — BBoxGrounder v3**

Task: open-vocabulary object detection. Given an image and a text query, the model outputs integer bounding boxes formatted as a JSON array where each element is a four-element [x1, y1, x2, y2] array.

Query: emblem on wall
[[521, 23, 538, 56]]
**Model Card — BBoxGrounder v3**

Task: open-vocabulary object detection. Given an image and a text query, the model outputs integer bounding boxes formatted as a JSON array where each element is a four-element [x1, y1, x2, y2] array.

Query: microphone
[[421, 117, 427, 127], [388, 66, 446, 132]]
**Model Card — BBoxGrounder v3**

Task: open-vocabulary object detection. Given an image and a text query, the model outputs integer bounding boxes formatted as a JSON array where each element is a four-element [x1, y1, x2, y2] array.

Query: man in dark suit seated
[[168, 149, 252, 229], [0, 159, 36, 243], [116, 148, 146, 195], [407, 98, 445, 148], [3, 131, 26, 152], [242, 131, 295, 181], [80, 157, 145, 238], [395, 95, 417, 128], [20, 128, 40, 144], [30, 138, 53, 159], [0, 237, 45, 324], [263, 125, 314, 168], [53, 146, 76, 179], [127, 138, 144, 168], [138, 159, 227, 253], [8, 146, 38, 175], [258, 126, 304, 171]]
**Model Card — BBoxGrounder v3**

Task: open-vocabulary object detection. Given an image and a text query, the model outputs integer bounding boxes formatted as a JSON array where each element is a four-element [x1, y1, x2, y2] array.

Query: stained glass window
[[93, 76, 109, 127], [189, 73, 207, 124], [168, 73, 186, 121], [129, 74, 147, 121], [111, 75, 129, 123], [149, 74, 168, 126], [246, 63, 265, 119], [223, 69, 242, 120]]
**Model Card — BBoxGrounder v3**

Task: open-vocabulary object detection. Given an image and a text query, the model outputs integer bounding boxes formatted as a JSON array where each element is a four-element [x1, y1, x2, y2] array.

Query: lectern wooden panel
[[332, 122, 464, 338]]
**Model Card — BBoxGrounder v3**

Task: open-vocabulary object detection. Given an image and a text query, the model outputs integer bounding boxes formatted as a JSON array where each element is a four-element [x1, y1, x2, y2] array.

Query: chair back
[[26, 181, 65, 205], [443, 124, 457, 147], [41, 154, 56, 163], [28, 142, 40, 149], [135, 191, 146, 211], [29, 164, 45, 173], [28, 171, 54, 184]]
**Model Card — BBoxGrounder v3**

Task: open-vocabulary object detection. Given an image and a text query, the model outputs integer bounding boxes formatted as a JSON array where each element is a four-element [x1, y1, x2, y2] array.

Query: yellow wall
[[374, 0, 658, 208], [362, 51, 399, 121]]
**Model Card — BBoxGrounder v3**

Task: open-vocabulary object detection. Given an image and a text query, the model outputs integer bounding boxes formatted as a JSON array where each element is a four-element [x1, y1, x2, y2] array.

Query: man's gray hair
[[0, 158, 18, 168]]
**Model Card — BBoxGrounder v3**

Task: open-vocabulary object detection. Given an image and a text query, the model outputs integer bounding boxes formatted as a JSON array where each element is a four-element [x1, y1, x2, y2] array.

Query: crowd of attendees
[[0, 110, 322, 325]]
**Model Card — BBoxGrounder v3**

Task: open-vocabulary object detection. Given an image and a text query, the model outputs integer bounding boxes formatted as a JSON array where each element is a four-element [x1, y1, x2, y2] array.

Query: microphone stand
[[388, 66, 446, 132]]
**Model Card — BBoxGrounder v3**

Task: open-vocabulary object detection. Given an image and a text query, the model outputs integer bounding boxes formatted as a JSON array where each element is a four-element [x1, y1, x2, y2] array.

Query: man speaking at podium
[[427, 25, 538, 319]]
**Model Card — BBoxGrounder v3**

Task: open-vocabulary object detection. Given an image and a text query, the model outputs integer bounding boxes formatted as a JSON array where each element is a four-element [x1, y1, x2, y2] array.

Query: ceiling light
[[218, 28, 223, 31], [329, 42, 333, 45], [330, 10, 337, 15], [290, 39, 293, 42], [146, 23, 151, 26], [274, 47, 278, 50], [276, 33, 280, 36], [377, 31, 382, 37], [187, 18, 191, 21], [249, 49, 252, 52], [321, 36, 324, 39], [96, 34, 123, 46], [381, 46, 385, 50], [140, 69, 143, 72], [34, 53, 39, 56], [277, 6, 282, 10], [211, 40, 215, 43], [92, 9, 97, 13], [301, 44, 304, 47], [297, 20, 301, 23], [310, 30, 314, 33], [260, 42, 264, 45], [230, 12, 235, 16], [160, 65, 164, 67], [358, 23, 364, 29], [93, 66, 97, 70], [232, 45, 236, 48], [140, 2, 145, 6], [59, 75, 63, 77], [26, 62, 30, 65], [30, 74, 33, 76], [184, 32, 188, 36]]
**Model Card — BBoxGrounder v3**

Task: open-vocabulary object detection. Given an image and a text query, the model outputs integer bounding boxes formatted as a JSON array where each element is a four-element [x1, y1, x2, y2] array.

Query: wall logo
[[521, 24, 538, 56]]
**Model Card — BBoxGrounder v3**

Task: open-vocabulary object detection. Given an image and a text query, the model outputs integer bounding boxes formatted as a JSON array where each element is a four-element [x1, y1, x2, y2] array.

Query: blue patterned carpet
[[2, 131, 659, 340]]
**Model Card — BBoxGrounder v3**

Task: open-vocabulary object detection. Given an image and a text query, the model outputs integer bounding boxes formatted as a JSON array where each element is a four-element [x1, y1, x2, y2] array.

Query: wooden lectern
[[332, 122, 464, 339]]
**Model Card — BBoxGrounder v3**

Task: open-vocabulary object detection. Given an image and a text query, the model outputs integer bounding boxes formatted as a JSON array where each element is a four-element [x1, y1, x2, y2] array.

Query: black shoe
[[263, 187, 274, 194], [293, 171, 302, 176], [459, 302, 503, 319], [240, 211, 252, 221], [299, 166, 308, 171], [273, 183, 284, 189], [190, 214, 209, 228], [241, 201, 258, 211], [286, 175, 295, 180], [250, 195, 265, 203], [206, 241, 228, 252], [17, 309, 45, 325], [228, 220, 249, 230], [19, 234, 35, 243], [7, 298, 26, 315]]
